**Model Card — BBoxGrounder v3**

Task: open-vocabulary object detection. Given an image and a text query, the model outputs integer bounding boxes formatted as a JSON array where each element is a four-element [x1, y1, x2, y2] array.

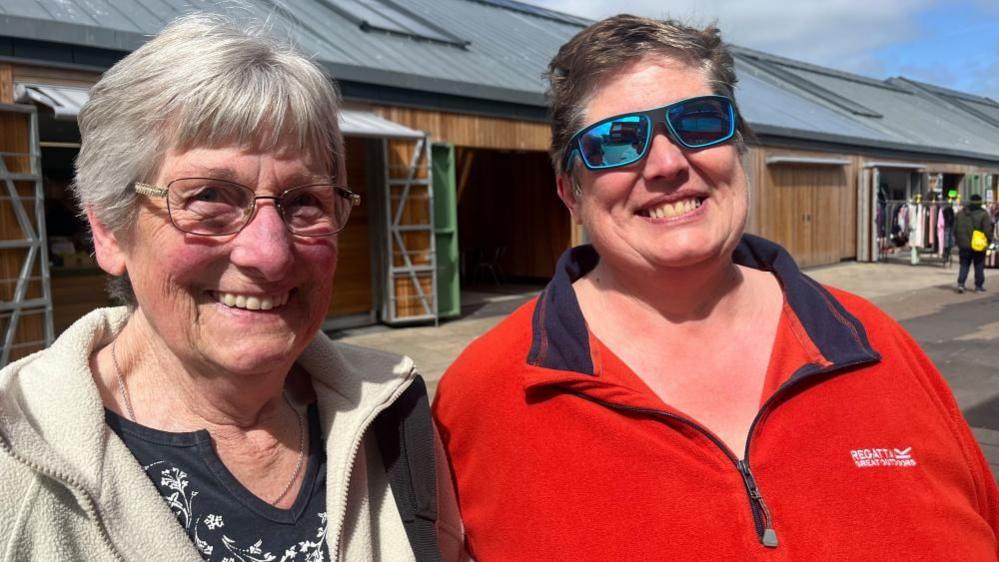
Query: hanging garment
[[938, 206, 946, 257], [910, 203, 923, 248], [925, 205, 937, 249]]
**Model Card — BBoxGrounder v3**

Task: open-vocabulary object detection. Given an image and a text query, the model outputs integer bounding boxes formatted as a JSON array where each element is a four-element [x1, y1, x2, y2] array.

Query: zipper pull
[[738, 460, 779, 548]]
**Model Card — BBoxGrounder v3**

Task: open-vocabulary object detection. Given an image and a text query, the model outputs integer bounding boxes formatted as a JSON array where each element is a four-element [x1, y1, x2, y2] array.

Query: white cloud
[[532, 0, 939, 78]]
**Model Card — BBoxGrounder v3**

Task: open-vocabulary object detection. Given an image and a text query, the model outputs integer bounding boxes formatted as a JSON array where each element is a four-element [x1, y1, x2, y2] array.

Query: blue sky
[[532, 0, 999, 100]]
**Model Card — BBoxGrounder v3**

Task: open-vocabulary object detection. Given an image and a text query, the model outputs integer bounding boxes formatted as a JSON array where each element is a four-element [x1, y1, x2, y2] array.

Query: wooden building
[[1, 0, 998, 362]]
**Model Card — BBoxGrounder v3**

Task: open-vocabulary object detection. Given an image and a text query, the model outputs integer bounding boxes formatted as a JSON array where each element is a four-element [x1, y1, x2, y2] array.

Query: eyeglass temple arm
[[134, 182, 168, 197]]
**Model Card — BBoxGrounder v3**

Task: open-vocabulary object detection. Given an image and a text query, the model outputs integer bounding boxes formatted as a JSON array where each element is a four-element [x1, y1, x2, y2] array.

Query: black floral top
[[106, 405, 330, 562]]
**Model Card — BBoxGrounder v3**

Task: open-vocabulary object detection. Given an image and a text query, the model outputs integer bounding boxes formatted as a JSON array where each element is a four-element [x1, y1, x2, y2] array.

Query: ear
[[556, 172, 583, 225], [86, 206, 128, 276]]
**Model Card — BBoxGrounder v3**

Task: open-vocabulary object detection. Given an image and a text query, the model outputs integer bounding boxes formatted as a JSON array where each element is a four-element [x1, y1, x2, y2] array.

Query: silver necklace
[[271, 392, 306, 506], [111, 338, 137, 422], [109, 339, 306, 506]]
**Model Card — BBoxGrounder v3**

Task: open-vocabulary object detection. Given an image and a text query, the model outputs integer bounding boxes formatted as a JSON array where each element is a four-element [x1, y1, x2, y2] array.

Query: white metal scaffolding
[[0, 103, 53, 366]]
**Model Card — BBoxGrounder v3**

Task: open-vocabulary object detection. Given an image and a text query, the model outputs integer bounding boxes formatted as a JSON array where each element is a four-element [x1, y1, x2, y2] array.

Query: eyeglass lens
[[578, 97, 734, 169], [166, 179, 350, 236], [667, 98, 733, 148]]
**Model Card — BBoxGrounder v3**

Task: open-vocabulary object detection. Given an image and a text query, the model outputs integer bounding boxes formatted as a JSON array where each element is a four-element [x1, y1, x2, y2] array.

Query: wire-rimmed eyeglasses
[[133, 177, 361, 237]]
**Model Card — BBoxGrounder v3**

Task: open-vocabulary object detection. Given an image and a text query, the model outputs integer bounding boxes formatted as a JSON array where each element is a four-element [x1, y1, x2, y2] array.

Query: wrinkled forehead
[[160, 109, 339, 179], [155, 143, 331, 188]]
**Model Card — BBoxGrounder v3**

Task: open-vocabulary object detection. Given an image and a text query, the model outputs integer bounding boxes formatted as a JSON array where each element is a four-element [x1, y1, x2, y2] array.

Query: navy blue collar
[[528, 234, 880, 376]]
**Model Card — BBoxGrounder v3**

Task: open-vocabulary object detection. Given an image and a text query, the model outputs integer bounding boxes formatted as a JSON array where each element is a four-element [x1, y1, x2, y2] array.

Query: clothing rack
[[984, 202, 999, 269], [876, 199, 954, 266]]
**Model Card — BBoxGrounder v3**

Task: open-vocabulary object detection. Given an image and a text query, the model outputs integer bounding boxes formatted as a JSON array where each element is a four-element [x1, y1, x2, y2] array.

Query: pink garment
[[938, 206, 946, 257]]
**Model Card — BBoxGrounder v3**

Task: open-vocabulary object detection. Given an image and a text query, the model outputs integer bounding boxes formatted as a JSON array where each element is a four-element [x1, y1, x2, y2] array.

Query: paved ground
[[333, 261, 999, 478]]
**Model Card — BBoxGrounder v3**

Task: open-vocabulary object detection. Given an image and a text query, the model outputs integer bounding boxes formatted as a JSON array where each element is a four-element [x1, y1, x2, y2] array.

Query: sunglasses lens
[[668, 98, 734, 148], [578, 115, 649, 169]]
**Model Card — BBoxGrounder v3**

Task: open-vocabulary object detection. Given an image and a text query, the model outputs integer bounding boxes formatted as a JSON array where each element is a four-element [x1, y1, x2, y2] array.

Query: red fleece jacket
[[434, 242, 998, 561]]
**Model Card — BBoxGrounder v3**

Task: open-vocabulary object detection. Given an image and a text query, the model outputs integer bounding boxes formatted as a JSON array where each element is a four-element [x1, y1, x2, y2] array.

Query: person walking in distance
[[954, 193, 994, 293]]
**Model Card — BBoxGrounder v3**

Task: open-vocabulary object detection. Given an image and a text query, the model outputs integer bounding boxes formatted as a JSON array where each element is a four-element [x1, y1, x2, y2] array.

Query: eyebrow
[[180, 167, 329, 186]]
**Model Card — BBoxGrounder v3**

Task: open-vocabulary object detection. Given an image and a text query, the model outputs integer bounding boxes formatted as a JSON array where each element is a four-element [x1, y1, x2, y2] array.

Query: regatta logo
[[850, 447, 917, 468]]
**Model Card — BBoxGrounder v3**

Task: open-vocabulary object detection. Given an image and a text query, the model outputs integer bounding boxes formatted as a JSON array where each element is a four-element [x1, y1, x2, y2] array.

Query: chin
[[645, 236, 730, 268], [209, 333, 306, 375]]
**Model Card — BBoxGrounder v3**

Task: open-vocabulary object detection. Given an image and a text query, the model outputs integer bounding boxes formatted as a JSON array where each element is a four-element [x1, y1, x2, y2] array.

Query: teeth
[[216, 291, 290, 311], [645, 198, 701, 219]]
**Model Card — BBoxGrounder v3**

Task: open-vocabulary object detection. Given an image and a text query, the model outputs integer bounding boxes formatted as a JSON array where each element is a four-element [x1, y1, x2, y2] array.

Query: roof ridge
[[464, 0, 591, 27], [730, 44, 905, 93], [890, 76, 998, 106]]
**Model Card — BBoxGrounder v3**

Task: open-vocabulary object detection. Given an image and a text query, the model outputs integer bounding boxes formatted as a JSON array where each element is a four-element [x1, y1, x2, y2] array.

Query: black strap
[[374, 375, 443, 562]]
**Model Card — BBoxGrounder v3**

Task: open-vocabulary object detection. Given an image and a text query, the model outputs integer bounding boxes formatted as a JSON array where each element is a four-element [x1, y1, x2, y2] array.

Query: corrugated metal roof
[[733, 46, 999, 162], [775, 64, 999, 158], [14, 83, 425, 138], [2, 0, 999, 163], [0, 0, 581, 106], [734, 60, 896, 142]]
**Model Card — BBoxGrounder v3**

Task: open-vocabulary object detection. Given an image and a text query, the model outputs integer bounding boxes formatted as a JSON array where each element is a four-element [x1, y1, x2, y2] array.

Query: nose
[[640, 127, 690, 184], [228, 201, 295, 281]]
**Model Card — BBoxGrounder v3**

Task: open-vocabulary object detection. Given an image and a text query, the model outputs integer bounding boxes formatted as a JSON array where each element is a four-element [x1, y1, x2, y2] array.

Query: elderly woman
[[433, 14, 999, 561], [0, 14, 462, 562]]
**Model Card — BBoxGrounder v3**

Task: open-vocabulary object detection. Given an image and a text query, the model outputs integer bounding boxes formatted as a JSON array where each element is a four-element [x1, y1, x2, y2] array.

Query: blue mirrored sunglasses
[[563, 95, 737, 172]]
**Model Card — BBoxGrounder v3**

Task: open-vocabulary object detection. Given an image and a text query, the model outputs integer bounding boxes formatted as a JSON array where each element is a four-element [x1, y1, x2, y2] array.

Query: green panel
[[432, 143, 460, 319]]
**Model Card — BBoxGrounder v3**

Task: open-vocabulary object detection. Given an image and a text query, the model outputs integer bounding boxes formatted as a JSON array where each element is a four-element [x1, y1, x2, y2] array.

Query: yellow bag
[[971, 229, 988, 252]]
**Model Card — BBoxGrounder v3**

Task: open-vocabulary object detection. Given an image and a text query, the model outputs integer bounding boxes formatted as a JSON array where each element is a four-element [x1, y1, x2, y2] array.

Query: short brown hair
[[545, 14, 751, 174]]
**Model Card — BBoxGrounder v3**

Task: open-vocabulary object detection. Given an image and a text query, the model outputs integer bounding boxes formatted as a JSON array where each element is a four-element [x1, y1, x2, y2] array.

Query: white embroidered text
[[850, 447, 917, 468]]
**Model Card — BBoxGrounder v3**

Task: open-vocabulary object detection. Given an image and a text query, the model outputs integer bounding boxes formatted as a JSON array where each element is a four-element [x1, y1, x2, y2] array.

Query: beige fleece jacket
[[0, 307, 465, 561]]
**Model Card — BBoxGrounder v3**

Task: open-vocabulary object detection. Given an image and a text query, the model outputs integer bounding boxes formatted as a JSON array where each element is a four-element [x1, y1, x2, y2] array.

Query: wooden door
[[769, 164, 851, 268]]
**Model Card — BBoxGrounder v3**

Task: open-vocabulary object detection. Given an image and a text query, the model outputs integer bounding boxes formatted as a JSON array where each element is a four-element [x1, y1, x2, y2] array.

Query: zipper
[[0, 435, 123, 561], [738, 460, 778, 547], [568, 361, 872, 549], [569, 392, 779, 548]]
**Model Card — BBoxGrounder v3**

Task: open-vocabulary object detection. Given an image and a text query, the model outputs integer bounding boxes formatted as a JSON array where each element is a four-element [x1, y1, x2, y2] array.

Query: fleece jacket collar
[[0, 307, 416, 561], [527, 235, 880, 381]]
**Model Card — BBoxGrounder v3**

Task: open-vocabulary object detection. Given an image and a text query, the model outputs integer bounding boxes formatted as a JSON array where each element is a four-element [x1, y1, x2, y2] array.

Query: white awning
[[340, 109, 425, 139], [15, 83, 90, 121], [766, 155, 852, 166], [14, 83, 425, 139]]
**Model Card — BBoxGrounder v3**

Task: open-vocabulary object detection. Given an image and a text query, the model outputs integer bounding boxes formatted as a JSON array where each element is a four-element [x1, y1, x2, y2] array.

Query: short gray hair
[[74, 12, 345, 305], [74, 12, 345, 235], [545, 14, 752, 176]]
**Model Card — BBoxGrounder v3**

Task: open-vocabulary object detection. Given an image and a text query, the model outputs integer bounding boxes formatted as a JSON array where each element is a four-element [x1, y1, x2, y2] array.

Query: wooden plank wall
[[456, 147, 569, 280], [0, 65, 13, 104], [745, 146, 857, 268], [745, 146, 999, 268], [12, 64, 101, 89], [328, 136, 374, 317], [372, 105, 551, 151]]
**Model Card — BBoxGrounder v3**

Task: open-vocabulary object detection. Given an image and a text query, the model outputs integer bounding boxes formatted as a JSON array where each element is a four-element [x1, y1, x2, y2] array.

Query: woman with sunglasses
[[0, 13, 465, 561], [433, 14, 998, 561]]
